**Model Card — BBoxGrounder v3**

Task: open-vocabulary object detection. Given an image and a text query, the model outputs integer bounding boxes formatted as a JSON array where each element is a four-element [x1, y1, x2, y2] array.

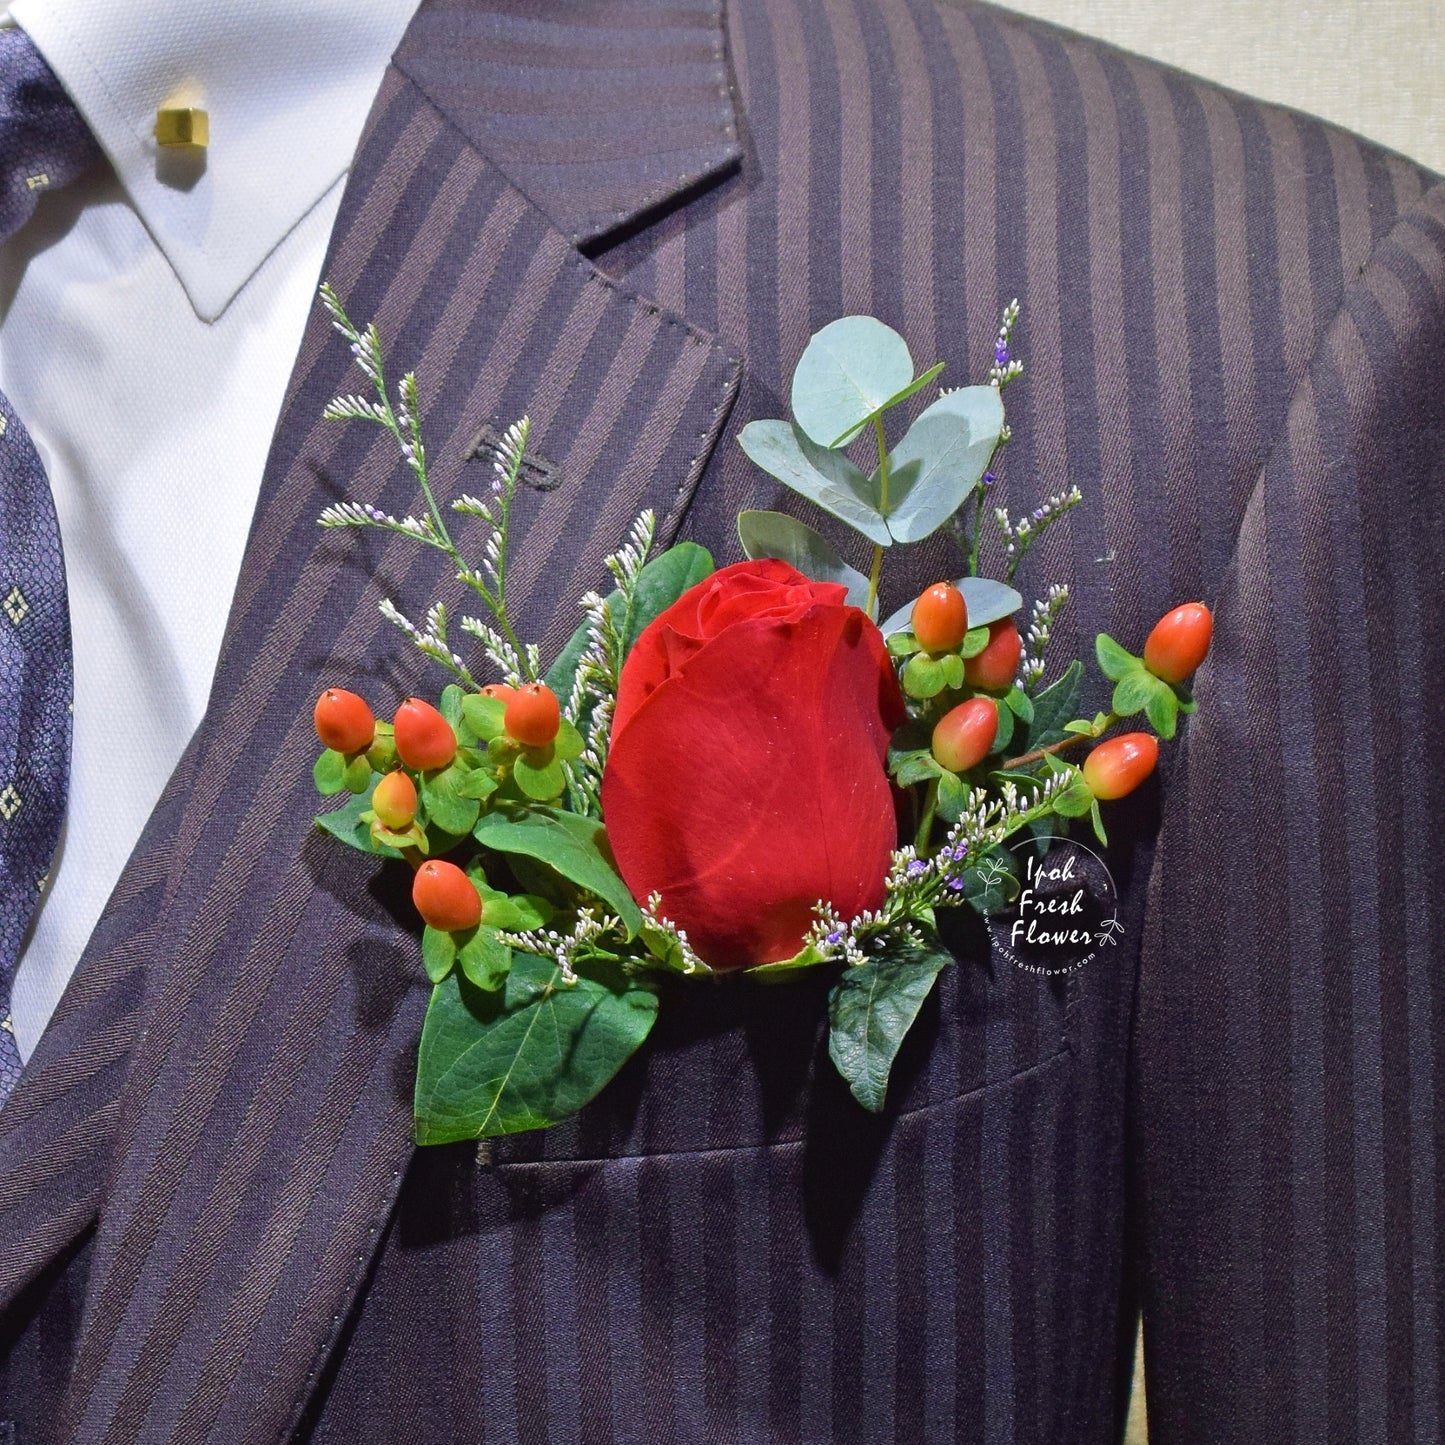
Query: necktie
[[0, 28, 100, 1101]]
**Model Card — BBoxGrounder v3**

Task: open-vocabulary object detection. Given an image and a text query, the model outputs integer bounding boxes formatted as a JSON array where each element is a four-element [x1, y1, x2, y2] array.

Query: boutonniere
[[308, 288, 1211, 1143]]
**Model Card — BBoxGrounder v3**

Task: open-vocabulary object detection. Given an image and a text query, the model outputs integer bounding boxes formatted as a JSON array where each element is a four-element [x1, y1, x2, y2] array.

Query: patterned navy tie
[[0, 28, 100, 1101]]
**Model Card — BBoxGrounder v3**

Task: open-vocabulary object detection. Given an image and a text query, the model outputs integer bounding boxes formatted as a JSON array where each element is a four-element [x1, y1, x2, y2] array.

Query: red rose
[[601, 559, 906, 970]]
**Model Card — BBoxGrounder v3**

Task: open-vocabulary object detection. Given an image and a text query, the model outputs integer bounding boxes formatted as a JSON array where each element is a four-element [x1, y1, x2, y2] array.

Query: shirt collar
[[8, 0, 423, 320]]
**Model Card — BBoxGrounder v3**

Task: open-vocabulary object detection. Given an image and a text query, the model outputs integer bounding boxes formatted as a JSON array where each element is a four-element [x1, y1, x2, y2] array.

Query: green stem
[[866, 412, 892, 616], [915, 777, 940, 854], [1001, 711, 1119, 771]]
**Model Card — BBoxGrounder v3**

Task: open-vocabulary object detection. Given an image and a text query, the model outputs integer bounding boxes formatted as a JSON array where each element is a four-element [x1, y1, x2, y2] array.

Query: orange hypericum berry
[[1082, 732, 1159, 800], [313, 688, 375, 754], [963, 617, 1023, 693], [931, 697, 999, 773], [412, 859, 482, 932], [911, 582, 969, 654], [393, 697, 457, 771], [1143, 602, 1213, 685], [372, 770, 418, 830], [481, 683, 517, 702], [504, 682, 561, 748]]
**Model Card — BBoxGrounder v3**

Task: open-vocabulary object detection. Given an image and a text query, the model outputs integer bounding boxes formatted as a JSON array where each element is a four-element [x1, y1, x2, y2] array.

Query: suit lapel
[[0, 3, 740, 1436]]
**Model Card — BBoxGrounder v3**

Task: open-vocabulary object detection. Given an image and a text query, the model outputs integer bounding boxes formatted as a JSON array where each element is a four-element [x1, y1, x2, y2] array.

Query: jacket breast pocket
[[486, 911, 1076, 1170]]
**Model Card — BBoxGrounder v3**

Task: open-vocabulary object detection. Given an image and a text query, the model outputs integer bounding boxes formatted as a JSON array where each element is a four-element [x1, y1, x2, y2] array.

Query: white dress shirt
[[1, 0, 422, 1059]]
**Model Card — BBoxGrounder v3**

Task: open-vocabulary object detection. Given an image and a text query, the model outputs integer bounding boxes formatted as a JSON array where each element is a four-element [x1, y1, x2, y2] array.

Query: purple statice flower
[[906, 858, 928, 878], [825, 928, 845, 946]]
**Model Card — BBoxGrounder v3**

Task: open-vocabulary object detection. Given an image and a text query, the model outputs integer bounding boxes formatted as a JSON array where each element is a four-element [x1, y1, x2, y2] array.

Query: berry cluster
[[311, 681, 569, 933]]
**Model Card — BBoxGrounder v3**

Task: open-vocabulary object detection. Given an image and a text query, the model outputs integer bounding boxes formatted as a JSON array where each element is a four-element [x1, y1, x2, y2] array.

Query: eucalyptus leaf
[[473, 807, 642, 938], [737, 420, 890, 546], [877, 386, 1004, 543], [737, 510, 873, 612], [790, 316, 915, 448], [827, 938, 951, 1111], [414, 963, 659, 1143]]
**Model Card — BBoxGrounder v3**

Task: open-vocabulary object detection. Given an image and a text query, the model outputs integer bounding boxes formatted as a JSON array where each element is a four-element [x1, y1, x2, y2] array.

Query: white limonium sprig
[[561, 510, 657, 814], [498, 908, 625, 986], [802, 771, 1070, 965], [640, 894, 709, 975], [1019, 582, 1069, 691], [959, 299, 1025, 573], [315, 283, 537, 683], [993, 482, 1083, 582]]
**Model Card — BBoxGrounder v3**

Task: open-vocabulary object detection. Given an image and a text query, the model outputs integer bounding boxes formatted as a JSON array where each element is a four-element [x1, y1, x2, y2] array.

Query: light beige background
[[987, 3, 1443, 1441]]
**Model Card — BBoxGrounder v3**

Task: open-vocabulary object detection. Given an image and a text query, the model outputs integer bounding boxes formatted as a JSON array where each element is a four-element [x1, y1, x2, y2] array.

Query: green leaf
[[512, 749, 566, 801], [458, 927, 512, 990], [342, 754, 372, 793], [789, 315, 915, 448], [1111, 669, 1158, 718], [423, 925, 461, 983], [1051, 778, 1096, 818], [887, 630, 922, 658], [1063, 719, 1096, 735], [891, 749, 943, 787], [936, 768, 968, 822], [991, 696, 1015, 753], [554, 718, 585, 762], [940, 652, 965, 689], [1090, 799, 1109, 846], [461, 693, 507, 740], [955, 848, 1020, 913], [879, 575, 1023, 638], [315, 781, 401, 858], [827, 937, 951, 1112], [737, 510, 873, 612], [313, 749, 347, 795], [1095, 632, 1140, 682], [473, 808, 642, 938], [1145, 681, 1180, 739], [1021, 660, 1083, 751], [457, 767, 500, 801], [959, 625, 991, 659], [420, 762, 483, 835], [1004, 687, 1034, 724], [902, 652, 950, 699], [737, 420, 890, 546], [414, 962, 659, 1143], [876, 386, 1005, 543], [545, 542, 715, 700], [479, 892, 553, 931], [439, 684, 477, 744]]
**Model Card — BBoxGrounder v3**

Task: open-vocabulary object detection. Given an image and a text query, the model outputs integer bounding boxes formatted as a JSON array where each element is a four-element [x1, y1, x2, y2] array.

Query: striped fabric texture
[[0, 1, 1441, 1441]]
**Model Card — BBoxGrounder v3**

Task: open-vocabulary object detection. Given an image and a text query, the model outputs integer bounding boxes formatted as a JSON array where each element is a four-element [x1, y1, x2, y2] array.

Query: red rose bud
[[931, 697, 998, 773], [1083, 732, 1159, 800], [505, 682, 561, 747], [393, 697, 456, 771], [1143, 602, 1212, 684], [313, 688, 375, 754], [602, 560, 906, 970], [911, 581, 969, 654], [372, 770, 418, 830], [412, 859, 482, 932], [963, 617, 1022, 693]]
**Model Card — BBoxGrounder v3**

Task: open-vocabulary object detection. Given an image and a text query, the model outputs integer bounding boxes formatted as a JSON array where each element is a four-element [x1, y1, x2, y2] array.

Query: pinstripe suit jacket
[[2, 1, 1442, 1441]]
